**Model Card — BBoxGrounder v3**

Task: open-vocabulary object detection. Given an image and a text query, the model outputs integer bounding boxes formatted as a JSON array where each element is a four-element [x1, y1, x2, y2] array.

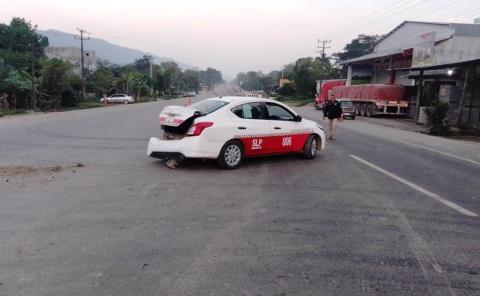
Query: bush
[[425, 102, 449, 136], [61, 89, 77, 107], [278, 83, 296, 96]]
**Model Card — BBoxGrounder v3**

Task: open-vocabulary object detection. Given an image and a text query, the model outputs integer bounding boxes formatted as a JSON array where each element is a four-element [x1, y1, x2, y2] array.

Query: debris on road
[[165, 159, 179, 169]]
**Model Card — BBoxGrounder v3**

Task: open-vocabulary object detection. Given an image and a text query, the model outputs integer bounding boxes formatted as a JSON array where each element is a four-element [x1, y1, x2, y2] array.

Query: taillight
[[187, 122, 214, 136]]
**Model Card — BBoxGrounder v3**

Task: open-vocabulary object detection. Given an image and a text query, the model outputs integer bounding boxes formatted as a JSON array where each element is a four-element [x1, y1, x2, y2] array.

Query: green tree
[[333, 34, 382, 62], [0, 17, 48, 109], [0, 58, 32, 109], [87, 66, 115, 97], [236, 71, 263, 91], [128, 72, 152, 98], [199, 67, 223, 89], [153, 72, 166, 95], [292, 57, 317, 97], [134, 55, 153, 74], [182, 69, 199, 91], [160, 61, 182, 92], [278, 82, 296, 96], [38, 58, 76, 110]]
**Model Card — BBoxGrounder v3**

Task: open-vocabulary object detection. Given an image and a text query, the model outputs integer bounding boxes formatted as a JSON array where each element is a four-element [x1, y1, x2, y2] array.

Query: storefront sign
[[412, 31, 436, 67]]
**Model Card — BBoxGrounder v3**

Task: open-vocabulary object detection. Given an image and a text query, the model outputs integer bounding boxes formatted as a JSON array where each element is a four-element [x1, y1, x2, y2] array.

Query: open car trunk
[[158, 106, 202, 139]]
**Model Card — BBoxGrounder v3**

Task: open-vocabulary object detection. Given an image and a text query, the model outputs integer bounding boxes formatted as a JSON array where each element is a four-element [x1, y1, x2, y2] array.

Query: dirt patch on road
[[0, 165, 66, 176], [1, 163, 84, 186]]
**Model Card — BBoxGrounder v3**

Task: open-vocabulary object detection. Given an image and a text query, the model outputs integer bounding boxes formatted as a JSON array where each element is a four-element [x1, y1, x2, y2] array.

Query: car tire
[[351, 115, 356, 120], [217, 140, 244, 169], [123, 100, 129, 104], [303, 135, 317, 159]]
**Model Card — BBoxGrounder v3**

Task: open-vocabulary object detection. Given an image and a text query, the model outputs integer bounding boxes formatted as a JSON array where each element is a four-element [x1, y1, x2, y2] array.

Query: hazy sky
[[1, 0, 479, 79]]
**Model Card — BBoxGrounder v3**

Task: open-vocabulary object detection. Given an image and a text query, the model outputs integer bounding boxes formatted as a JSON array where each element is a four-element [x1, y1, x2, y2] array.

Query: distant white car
[[183, 91, 197, 97], [147, 96, 326, 169], [100, 94, 134, 104]]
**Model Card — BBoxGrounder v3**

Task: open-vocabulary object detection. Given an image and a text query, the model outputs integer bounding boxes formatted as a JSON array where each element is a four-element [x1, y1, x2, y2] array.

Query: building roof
[[376, 21, 449, 44], [339, 20, 480, 66], [338, 48, 403, 65]]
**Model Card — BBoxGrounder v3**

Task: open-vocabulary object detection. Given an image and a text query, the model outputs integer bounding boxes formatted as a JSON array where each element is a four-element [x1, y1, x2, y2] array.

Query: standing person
[[323, 91, 343, 140]]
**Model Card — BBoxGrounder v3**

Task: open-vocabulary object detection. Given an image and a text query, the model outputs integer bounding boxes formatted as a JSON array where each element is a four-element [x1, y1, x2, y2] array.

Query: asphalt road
[[1, 86, 479, 296]]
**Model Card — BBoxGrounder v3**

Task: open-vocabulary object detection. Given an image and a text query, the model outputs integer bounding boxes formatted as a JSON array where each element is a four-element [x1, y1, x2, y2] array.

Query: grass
[[276, 95, 313, 107], [60, 101, 104, 111], [0, 109, 28, 117]]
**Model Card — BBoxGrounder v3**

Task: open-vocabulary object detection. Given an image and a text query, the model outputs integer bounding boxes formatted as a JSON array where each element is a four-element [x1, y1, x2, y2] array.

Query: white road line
[[350, 154, 478, 217], [343, 125, 480, 167]]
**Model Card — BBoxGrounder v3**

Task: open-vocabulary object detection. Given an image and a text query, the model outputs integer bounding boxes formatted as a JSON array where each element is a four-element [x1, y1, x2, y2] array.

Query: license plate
[[166, 116, 175, 124]]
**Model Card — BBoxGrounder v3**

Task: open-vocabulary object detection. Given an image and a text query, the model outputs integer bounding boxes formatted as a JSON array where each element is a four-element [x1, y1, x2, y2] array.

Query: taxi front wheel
[[217, 140, 244, 170], [303, 135, 317, 159]]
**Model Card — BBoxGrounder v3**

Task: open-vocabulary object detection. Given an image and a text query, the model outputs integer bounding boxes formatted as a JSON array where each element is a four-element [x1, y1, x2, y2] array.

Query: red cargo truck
[[314, 80, 346, 110], [331, 84, 408, 117]]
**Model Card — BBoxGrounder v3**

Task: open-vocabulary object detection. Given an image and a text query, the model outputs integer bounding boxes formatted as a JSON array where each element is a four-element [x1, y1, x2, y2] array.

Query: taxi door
[[229, 102, 274, 157], [264, 102, 310, 154]]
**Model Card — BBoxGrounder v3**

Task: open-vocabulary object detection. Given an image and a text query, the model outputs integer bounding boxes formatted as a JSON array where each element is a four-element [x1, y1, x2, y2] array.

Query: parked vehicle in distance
[[337, 99, 356, 120], [183, 91, 197, 97], [147, 96, 326, 169], [100, 94, 134, 104]]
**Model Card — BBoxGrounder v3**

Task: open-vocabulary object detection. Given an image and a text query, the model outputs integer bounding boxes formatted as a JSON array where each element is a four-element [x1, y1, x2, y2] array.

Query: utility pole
[[149, 56, 153, 79], [30, 35, 36, 111], [74, 28, 90, 100], [316, 39, 331, 95], [317, 39, 331, 61]]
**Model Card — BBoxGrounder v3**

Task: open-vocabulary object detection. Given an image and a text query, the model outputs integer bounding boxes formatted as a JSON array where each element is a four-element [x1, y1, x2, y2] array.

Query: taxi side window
[[231, 103, 264, 120], [265, 103, 295, 121]]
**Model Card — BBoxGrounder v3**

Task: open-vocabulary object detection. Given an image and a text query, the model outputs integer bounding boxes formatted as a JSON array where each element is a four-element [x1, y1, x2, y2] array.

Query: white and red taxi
[[147, 96, 326, 169]]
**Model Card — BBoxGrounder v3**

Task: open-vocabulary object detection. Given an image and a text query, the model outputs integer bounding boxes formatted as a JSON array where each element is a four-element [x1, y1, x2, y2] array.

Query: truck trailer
[[331, 84, 409, 117]]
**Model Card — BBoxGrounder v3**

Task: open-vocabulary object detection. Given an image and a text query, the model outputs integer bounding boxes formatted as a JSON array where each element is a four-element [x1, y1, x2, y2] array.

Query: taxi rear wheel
[[303, 135, 317, 159], [217, 140, 244, 170]]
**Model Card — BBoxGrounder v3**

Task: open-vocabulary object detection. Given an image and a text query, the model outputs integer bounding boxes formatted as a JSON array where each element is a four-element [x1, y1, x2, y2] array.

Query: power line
[[334, 0, 429, 38], [409, 0, 467, 20], [74, 28, 91, 100], [355, 0, 432, 30], [345, 0, 412, 29]]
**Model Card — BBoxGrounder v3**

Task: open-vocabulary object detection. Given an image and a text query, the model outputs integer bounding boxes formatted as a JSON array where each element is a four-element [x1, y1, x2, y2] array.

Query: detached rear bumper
[[146, 137, 222, 159]]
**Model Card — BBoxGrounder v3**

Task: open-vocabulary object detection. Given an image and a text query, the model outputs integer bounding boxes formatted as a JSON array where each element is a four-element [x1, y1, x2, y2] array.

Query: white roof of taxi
[[206, 96, 275, 104]]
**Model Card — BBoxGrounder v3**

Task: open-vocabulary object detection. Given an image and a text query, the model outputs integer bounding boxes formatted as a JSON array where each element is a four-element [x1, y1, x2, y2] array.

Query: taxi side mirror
[[294, 115, 302, 122]]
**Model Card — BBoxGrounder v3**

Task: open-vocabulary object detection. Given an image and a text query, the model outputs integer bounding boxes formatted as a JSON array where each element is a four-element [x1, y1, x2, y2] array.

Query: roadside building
[[45, 46, 97, 75], [340, 20, 480, 128], [279, 78, 292, 88]]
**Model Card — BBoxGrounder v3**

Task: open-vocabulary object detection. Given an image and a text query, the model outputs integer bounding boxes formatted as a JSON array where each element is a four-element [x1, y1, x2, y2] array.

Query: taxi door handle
[[274, 127, 282, 130], [238, 126, 247, 130]]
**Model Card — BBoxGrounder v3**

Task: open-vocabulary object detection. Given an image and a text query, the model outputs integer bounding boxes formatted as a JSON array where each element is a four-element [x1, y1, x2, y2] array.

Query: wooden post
[[457, 66, 470, 126], [466, 63, 477, 126], [415, 69, 424, 120]]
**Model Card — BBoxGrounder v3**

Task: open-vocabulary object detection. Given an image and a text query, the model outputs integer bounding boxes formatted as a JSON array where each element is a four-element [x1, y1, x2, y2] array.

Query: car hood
[[158, 105, 201, 127]]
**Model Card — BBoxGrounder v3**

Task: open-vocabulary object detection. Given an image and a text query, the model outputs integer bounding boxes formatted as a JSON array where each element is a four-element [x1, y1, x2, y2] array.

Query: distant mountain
[[39, 29, 196, 69]]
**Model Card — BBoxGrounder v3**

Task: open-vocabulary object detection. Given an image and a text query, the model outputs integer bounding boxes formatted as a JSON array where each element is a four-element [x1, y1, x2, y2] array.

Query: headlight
[[316, 124, 324, 131]]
